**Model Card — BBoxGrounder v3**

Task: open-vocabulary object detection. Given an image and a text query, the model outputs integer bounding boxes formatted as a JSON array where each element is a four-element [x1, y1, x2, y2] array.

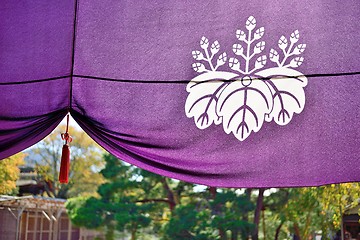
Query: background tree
[[316, 183, 360, 238], [208, 189, 255, 240], [65, 153, 360, 240], [27, 124, 105, 198], [0, 153, 25, 195], [66, 154, 155, 240], [67, 154, 256, 240], [263, 184, 360, 240], [162, 204, 217, 240]]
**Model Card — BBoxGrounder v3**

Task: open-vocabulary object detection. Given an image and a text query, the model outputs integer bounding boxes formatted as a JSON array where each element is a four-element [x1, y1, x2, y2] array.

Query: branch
[[280, 42, 294, 66], [274, 221, 283, 240], [204, 48, 215, 71], [236, 69, 246, 75], [245, 29, 253, 73], [246, 38, 256, 45], [238, 52, 247, 61], [136, 198, 172, 204], [208, 187, 217, 199], [248, 68, 258, 75], [252, 188, 265, 240], [248, 52, 256, 61], [160, 178, 177, 211]]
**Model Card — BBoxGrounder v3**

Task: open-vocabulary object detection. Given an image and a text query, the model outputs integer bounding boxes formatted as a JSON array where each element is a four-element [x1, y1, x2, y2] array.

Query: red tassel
[[59, 144, 70, 183], [59, 115, 72, 184]]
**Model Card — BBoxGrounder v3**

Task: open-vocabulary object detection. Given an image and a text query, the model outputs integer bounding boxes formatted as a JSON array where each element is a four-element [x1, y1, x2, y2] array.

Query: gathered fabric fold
[[0, 109, 68, 160]]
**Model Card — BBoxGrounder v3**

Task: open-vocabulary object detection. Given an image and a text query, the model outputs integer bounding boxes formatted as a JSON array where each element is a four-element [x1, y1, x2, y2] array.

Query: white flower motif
[[186, 16, 307, 141], [236, 29, 246, 41]]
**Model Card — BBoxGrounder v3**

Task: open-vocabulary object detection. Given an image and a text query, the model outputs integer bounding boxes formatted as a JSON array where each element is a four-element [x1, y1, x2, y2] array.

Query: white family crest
[[185, 16, 308, 141]]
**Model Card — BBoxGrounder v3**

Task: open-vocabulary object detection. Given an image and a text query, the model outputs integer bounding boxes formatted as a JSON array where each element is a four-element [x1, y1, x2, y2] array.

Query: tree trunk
[[231, 229, 238, 240], [161, 178, 176, 211], [131, 226, 137, 240], [105, 224, 115, 240], [252, 188, 265, 240], [293, 223, 301, 240], [243, 188, 252, 222], [262, 208, 266, 240], [274, 222, 283, 240], [302, 210, 312, 240], [239, 188, 252, 240], [208, 187, 227, 240], [209, 187, 217, 199], [56, 184, 70, 199], [219, 229, 227, 240]]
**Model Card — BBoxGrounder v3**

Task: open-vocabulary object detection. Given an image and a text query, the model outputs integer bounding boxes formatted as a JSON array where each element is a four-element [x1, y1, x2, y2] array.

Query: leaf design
[[254, 27, 265, 40], [192, 63, 206, 73], [192, 50, 204, 60], [292, 44, 306, 55], [228, 57, 241, 72], [236, 30, 246, 41], [217, 76, 273, 141], [278, 36, 288, 50], [200, 36, 209, 49], [210, 40, 220, 55], [254, 55, 267, 70], [269, 49, 279, 63], [290, 30, 300, 43], [232, 43, 244, 55], [185, 72, 238, 129], [289, 57, 304, 68], [257, 67, 308, 125], [245, 16, 256, 31], [217, 52, 227, 67], [254, 41, 265, 54]]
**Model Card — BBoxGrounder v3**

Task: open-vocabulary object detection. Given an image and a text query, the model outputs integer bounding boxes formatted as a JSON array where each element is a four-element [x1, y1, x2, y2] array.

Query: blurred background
[[0, 119, 359, 240]]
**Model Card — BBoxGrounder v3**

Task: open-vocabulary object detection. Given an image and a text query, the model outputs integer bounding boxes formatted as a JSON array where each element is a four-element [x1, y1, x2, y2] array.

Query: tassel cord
[[59, 114, 72, 184]]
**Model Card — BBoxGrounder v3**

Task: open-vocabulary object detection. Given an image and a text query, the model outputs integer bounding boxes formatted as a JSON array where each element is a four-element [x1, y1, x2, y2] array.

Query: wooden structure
[[343, 203, 360, 240], [16, 166, 55, 197], [0, 195, 103, 240]]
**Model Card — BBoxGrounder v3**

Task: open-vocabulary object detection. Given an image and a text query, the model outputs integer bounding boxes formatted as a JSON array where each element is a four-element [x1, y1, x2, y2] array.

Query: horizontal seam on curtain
[[0, 75, 70, 85], [0, 108, 68, 121], [1, 71, 359, 86], [73, 71, 360, 84]]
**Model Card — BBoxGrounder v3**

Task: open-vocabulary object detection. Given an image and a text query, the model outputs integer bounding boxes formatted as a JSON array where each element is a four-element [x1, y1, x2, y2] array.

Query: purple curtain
[[1, 0, 359, 187]]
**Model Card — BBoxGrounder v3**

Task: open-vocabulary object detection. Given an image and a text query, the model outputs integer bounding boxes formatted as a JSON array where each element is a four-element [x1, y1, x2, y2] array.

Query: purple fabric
[[0, 1, 74, 158], [1, 0, 360, 187]]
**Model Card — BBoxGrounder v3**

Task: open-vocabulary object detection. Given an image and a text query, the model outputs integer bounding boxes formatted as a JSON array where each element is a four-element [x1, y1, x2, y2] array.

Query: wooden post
[[44, 211, 53, 240], [40, 213, 43, 240], [67, 215, 72, 240], [24, 211, 29, 240], [33, 208, 39, 240], [16, 207, 25, 240]]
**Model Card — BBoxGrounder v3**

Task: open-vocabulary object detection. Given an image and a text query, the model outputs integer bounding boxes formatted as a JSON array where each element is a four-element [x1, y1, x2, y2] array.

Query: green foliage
[[316, 183, 360, 236], [0, 153, 25, 195], [163, 204, 217, 240], [67, 154, 255, 240], [66, 152, 360, 240], [263, 184, 360, 239], [210, 190, 255, 238], [67, 154, 153, 240], [162, 189, 255, 240], [66, 196, 104, 229]]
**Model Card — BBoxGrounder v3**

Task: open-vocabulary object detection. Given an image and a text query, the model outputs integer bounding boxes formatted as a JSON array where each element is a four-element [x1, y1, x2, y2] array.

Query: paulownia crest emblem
[[185, 16, 307, 141]]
